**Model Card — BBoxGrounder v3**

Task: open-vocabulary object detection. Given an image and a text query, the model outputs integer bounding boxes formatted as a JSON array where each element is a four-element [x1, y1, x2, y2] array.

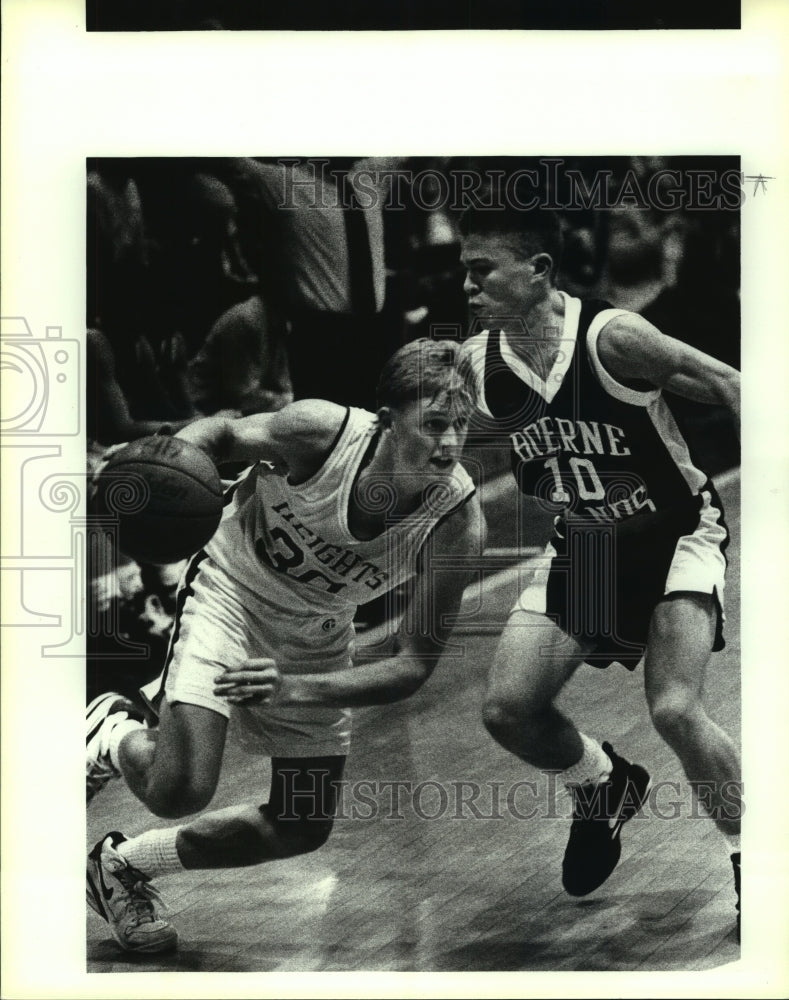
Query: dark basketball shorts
[[515, 484, 730, 669]]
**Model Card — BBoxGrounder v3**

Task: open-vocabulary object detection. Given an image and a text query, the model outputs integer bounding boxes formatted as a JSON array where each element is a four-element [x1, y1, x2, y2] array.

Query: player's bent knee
[[648, 690, 702, 743], [482, 699, 538, 749], [482, 699, 516, 744], [294, 820, 334, 854], [268, 815, 335, 857], [146, 777, 217, 819]]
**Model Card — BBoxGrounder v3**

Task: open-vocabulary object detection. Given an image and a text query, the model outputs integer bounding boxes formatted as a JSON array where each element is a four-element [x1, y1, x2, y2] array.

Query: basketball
[[95, 435, 224, 565]]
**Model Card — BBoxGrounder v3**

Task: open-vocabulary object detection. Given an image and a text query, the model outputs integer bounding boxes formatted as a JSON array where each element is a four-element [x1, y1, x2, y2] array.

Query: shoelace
[[113, 865, 165, 926], [86, 766, 116, 802], [87, 755, 117, 777], [87, 750, 121, 803]]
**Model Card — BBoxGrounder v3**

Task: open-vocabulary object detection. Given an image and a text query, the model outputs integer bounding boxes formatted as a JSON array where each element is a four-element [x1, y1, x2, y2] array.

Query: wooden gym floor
[[87, 472, 741, 973]]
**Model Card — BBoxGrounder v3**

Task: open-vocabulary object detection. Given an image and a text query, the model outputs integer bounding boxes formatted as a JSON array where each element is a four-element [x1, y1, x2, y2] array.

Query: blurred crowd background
[[86, 155, 741, 701]]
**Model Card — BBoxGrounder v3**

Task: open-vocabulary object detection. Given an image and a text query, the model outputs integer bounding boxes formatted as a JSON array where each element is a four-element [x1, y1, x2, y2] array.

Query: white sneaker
[[86, 693, 140, 804], [87, 832, 178, 953]]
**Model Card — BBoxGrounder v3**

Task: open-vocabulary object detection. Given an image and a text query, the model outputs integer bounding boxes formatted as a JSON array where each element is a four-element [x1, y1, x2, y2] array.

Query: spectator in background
[[641, 211, 740, 475], [188, 293, 293, 416], [87, 326, 198, 446], [87, 161, 199, 446], [642, 212, 739, 369], [87, 163, 150, 349], [589, 159, 686, 314], [87, 160, 272, 446], [394, 158, 469, 342], [557, 210, 605, 298], [186, 159, 295, 417], [243, 157, 390, 410], [599, 205, 684, 313], [135, 163, 257, 356]]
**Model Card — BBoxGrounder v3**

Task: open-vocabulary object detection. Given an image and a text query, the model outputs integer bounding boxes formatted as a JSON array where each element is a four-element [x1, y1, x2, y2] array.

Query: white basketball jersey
[[206, 407, 475, 616]]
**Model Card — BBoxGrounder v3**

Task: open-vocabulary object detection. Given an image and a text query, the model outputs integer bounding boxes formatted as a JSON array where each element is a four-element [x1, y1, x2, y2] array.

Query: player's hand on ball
[[93, 435, 224, 564], [88, 442, 130, 502], [214, 658, 282, 705]]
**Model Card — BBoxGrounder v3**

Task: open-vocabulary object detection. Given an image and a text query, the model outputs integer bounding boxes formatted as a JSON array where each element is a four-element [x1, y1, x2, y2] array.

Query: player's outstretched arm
[[219, 494, 487, 707], [175, 399, 348, 474], [598, 314, 741, 438]]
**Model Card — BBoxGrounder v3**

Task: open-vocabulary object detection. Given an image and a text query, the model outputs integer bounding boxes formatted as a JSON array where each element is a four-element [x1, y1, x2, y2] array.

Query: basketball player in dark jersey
[[458, 203, 741, 931]]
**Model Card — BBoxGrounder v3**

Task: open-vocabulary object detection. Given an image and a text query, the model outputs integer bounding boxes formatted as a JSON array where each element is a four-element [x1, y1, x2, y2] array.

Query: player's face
[[388, 393, 469, 475], [460, 233, 540, 326]]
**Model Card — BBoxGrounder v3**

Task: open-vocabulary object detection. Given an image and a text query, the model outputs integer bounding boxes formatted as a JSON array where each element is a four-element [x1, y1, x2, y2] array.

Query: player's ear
[[377, 406, 393, 430], [531, 253, 553, 279]]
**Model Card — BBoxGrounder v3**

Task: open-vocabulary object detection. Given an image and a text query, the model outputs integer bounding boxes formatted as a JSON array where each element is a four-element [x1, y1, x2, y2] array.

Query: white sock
[[107, 716, 146, 772], [562, 734, 612, 789], [118, 827, 183, 878]]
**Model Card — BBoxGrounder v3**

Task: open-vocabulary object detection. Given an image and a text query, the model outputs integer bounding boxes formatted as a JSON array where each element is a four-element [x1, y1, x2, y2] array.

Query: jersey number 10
[[544, 455, 606, 503]]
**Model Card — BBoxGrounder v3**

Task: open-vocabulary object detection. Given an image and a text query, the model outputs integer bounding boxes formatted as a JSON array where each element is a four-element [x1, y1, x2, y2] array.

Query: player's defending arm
[[217, 494, 487, 706], [175, 399, 347, 476], [598, 314, 741, 438]]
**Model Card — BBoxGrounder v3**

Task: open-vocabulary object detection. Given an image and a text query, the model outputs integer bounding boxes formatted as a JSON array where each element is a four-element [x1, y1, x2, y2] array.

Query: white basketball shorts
[[154, 553, 354, 757]]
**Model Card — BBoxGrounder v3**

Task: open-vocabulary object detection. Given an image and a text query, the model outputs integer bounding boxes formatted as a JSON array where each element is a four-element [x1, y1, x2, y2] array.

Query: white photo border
[[1, 0, 788, 996]]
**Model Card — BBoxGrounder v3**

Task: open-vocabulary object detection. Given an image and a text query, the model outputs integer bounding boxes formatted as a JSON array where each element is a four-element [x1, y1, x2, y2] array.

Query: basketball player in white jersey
[[458, 199, 741, 931], [86, 338, 485, 953]]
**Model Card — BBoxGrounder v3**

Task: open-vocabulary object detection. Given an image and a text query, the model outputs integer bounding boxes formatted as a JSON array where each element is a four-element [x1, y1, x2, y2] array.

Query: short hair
[[377, 338, 477, 419], [459, 189, 564, 279]]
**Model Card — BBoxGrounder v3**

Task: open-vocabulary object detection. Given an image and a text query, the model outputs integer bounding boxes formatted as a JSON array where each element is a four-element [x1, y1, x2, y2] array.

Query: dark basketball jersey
[[463, 293, 730, 666], [463, 294, 708, 524]]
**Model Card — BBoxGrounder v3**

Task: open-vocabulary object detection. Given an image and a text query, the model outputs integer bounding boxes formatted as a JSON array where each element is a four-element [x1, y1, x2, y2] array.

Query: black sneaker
[[731, 851, 741, 941], [561, 741, 651, 897]]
